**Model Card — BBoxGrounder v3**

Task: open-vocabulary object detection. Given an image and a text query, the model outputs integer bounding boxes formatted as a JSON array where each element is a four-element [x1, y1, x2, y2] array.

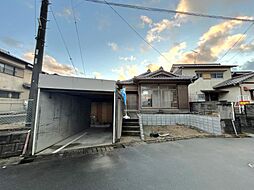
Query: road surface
[[1, 138, 254, 190]]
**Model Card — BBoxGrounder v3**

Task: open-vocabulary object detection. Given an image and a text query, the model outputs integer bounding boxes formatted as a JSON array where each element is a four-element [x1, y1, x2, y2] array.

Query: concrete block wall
[[35, 92, 91, 153], [0, 130, 28, 158], [140, 114, 222, 135]]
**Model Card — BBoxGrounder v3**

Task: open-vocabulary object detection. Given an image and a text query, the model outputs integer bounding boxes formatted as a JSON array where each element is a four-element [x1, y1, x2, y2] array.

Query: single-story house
[[117, 67, 197, 118]]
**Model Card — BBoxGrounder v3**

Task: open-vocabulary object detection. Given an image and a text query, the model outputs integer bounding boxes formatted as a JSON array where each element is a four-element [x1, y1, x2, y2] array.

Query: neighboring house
[[213, 72, 254, 103], [117, 66, 196, 117], [171, 63, 237, 102], [0, 49, 32, 112]]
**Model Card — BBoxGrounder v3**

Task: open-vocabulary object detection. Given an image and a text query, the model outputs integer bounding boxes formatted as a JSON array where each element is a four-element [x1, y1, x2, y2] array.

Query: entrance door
[[127, 93, 138, 110]]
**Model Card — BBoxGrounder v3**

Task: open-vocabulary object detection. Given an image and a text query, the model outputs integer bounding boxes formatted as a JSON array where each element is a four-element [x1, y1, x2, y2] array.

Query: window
[[141, 85, 177, 108], [14, 67, 24, 77], [196, 73, 203, 78], [197, 94, 205, 101], [0, 90, 10, 98], [0, 90, 20, 99], [0, 62, 24, 77], [211, 72, 223, 79], [4, 65, 14, 75], [0, 63, 4, 72], [11, 92, 20, 99]]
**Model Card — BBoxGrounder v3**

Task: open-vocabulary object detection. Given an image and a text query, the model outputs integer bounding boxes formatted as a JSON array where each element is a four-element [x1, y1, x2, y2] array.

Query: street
[[1, 138, 254, 190]]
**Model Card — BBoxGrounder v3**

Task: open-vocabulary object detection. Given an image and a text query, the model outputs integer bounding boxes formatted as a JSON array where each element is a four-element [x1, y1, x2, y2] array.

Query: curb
[[1, 134, 248, 167]]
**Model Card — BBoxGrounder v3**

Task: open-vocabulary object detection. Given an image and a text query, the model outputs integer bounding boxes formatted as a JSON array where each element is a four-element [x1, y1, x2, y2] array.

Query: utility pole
[[25, 0, 49, 156]]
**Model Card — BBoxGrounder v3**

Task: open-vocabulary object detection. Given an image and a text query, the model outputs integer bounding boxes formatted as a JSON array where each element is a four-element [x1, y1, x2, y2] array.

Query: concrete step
[[122, 130, 140, 136], [123, 118, 139, 123], [122, 126, 140, 131], [122, 121, 139, 126]]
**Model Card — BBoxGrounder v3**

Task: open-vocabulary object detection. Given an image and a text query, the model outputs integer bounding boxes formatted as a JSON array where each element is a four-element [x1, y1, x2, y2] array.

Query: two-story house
[[170, 64, 237, 102], [0, 49, 32, 112]]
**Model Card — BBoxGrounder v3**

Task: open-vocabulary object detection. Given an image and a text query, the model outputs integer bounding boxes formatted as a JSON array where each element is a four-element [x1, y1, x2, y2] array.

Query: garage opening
[[34, 89, 115, 154]]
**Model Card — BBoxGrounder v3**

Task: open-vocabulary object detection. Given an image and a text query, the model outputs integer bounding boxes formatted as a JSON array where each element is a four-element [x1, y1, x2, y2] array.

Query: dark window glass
[[196, 73, 203, 78], [0, 90, 10, 98], [0, 63, 4, 72], [11, 92, 20, 99], [211, 72, 223, 79], [4, 64, 14, 75]]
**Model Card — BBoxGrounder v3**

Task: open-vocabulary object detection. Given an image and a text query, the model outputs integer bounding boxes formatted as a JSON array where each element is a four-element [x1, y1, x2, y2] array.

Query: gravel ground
[[144, 125, 208, 140]]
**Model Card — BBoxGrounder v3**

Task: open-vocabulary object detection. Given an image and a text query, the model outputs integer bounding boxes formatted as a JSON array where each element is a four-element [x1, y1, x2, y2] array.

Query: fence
[[0, 99, 33, 130], [140, 114, 222, 135]]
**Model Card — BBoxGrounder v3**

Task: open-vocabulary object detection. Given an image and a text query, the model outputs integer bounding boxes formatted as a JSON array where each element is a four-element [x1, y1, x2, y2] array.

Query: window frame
[[0, 62, 24, 78], [140, 84, 178, 109], [211, 72, 223, 79]]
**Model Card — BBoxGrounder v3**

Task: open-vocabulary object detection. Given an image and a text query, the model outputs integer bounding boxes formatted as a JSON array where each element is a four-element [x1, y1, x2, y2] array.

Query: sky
[[0, 0, 254, 80]]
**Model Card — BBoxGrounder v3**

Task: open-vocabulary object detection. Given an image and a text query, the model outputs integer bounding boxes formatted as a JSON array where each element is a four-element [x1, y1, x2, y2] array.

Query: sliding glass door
[[141, 85, 177, 109]]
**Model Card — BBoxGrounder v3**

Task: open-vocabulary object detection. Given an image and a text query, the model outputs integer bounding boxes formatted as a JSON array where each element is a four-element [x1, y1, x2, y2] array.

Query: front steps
[[122, 118, 140, 136]]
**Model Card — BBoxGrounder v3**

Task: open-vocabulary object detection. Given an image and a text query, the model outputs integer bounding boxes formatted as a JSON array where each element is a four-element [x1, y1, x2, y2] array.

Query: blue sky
[[0, 0, 254, 80]]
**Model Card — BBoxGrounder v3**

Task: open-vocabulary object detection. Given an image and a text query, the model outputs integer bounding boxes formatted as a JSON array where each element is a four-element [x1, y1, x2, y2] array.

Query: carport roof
[[38, 74, 116, 92]]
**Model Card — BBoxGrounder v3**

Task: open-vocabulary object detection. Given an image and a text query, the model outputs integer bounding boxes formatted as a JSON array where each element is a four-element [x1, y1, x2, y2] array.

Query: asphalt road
[[1, 138, 254, 190]]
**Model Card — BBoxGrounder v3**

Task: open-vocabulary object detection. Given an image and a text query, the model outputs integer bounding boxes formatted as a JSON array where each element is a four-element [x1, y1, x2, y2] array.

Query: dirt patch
[[144, 125, 209, 141]]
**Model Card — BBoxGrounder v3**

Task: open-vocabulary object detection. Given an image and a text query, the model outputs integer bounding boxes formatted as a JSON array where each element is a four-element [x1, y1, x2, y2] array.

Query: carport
[[32, 74, 123, 155]]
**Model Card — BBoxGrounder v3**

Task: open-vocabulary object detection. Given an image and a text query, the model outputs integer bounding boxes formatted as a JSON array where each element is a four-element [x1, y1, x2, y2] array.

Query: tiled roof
[[213, 72, 254, 89], [118, 66, 196, 85]]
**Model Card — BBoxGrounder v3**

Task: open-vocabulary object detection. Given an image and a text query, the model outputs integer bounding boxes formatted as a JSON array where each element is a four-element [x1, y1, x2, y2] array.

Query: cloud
[[119, 56, 136, 62], [145, 18, 176, 43], [180, 17, 252, 63], [1, 37, 23, 49], [92, 72, 102, 79], [23, 52, 76, 76], [56, 7, 80, 21], [143, 42, 187, 72], [112, 64, 138, 80], [108, 42, 119, 51], [175, 0, 190, 20], [240, 59, 254, 70], [140, 15, 153, 27]]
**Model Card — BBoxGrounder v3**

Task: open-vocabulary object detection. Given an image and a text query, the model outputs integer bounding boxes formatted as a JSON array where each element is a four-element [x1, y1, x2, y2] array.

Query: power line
[[103, 0, 171, 64], [71, 0, 86, 75], [49, 6, 78, 74], [217, 22, 254, 62], [81, 0, 254, 22], [223, 37, 254, 63]]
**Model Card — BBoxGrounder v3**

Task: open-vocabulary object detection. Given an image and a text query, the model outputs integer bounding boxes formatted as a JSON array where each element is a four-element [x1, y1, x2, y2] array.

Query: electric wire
[[103, 0, 171, 64], [71, 0, 86, 75], [81, 0, 254, 22], [50, 6, 78, 74]]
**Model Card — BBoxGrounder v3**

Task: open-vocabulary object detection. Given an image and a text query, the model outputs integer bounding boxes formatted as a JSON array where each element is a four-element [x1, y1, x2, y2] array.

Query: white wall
[[219, 76, 254, 103]]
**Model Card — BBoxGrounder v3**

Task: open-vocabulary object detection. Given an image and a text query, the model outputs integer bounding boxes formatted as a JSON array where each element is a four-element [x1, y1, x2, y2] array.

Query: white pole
[[112, 90, 116, 144], [32, 88, 40, 155]]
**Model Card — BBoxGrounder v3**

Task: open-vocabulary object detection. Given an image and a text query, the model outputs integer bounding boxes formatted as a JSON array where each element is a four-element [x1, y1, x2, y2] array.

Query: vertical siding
[[178, 85, 189, 109]]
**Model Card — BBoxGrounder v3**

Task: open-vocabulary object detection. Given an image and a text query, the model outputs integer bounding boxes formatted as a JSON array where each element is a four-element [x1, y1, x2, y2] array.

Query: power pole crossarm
[[26, 0, 49, 156]]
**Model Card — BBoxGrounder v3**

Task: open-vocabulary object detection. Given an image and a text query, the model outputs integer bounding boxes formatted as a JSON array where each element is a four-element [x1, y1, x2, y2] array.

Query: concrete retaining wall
[[140, 114, 222, 135], [0, 129, 28, 158]]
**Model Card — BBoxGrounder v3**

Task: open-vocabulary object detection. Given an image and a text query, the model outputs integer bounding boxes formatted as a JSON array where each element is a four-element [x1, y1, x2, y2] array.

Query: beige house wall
[[219, 77, 254, 103], [181, 68, 232, 102]]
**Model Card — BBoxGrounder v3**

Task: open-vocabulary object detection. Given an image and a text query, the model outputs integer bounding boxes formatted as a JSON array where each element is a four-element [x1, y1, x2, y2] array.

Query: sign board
[[239, 100, 250, 105]]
